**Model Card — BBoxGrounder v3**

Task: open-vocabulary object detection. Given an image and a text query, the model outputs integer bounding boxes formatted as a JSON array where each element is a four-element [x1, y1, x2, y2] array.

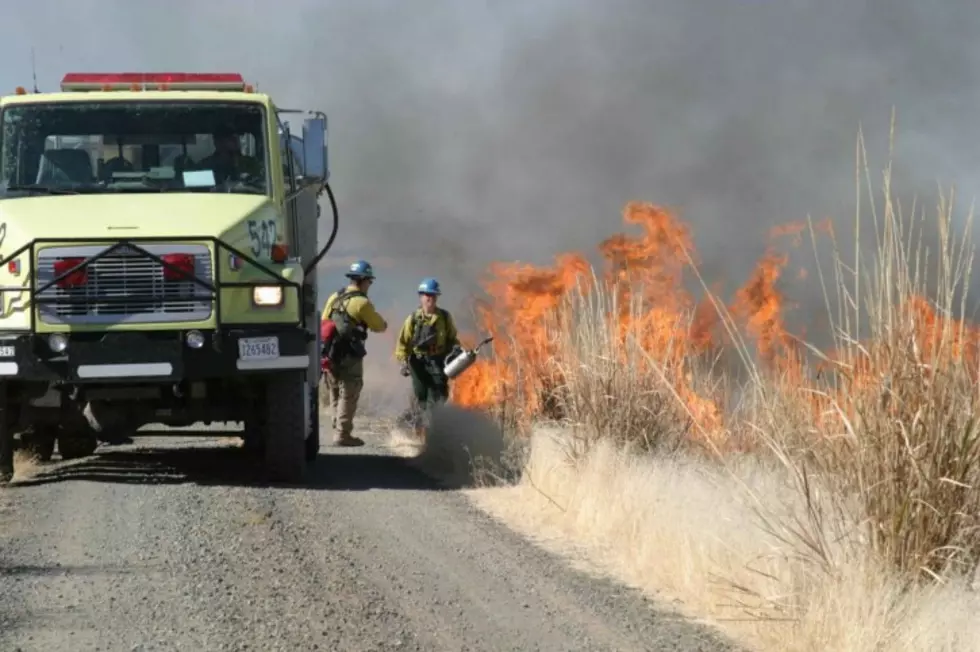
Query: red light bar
[[60, 73, 246, 92]]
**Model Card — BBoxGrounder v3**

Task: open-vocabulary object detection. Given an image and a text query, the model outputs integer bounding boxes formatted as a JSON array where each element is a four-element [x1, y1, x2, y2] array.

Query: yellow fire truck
[[0, 72, 337, 484]]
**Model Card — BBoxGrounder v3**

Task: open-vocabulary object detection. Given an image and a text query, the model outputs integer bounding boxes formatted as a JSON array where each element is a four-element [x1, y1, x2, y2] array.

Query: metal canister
[[443, 349, 477, 379]]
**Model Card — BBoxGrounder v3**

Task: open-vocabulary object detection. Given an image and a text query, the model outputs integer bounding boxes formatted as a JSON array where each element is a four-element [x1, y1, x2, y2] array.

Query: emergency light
[[60, 73, 248, 92]]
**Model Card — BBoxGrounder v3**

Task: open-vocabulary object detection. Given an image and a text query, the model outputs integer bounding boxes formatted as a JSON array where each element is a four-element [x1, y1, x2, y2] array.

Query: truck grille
[[36, 243, 214, 325]]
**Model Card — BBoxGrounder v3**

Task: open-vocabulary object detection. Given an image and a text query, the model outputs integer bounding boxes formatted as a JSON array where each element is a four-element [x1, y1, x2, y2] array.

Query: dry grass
[[442, 121, 980, 651], [469, 430, 980, 652], [545, 278, 714, 455], [11, 449, 42, 482], [727, 121, 980, 584]]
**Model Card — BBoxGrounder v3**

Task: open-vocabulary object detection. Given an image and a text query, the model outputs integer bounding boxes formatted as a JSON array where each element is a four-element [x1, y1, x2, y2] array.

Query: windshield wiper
[[1, 184, 79, 196]]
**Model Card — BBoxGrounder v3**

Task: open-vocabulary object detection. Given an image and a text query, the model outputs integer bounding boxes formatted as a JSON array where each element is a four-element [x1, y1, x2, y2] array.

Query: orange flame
[[450, 202, 978, 445]]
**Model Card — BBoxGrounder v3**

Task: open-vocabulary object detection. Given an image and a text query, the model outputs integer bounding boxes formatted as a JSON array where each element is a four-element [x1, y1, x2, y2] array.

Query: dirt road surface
[[0, 418, 738, 652]]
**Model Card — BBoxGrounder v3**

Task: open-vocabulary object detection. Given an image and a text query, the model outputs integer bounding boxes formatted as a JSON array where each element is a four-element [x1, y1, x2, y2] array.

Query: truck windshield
[[0, 101, 269, 197]]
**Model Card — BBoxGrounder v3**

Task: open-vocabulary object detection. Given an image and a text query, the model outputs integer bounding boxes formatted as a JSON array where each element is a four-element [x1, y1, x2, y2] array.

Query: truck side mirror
[[302, 115, 328, 182]]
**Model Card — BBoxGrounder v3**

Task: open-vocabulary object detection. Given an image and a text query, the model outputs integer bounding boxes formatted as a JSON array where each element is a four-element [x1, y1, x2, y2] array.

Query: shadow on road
[[6, 405, 512, 493], [0, 563, 136, 578], [6, 440, 451, 492]]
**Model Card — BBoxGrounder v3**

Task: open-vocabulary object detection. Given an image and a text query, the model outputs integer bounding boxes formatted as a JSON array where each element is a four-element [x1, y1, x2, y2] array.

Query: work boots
[[332, 433, 364, 447]]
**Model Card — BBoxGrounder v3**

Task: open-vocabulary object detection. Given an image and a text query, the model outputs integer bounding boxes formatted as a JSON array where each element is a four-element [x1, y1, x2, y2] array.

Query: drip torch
[[443, 336, 494, 379]]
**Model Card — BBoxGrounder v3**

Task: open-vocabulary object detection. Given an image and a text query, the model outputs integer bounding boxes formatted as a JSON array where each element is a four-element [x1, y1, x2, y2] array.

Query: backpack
[[320, 287, 368, 368]]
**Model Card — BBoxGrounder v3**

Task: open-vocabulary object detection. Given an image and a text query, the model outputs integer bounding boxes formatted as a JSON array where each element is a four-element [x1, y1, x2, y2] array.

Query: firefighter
[[394, 277, 461, 438], [320, 260, 388, 447], [198, 125, 262, 185]]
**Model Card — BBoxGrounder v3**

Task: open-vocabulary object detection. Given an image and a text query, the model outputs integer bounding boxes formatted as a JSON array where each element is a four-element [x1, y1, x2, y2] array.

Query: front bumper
[[0, 327, 312, 383]]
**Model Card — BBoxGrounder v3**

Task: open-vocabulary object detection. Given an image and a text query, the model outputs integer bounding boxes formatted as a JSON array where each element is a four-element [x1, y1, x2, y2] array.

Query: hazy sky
[[3, 0, 979, 395]]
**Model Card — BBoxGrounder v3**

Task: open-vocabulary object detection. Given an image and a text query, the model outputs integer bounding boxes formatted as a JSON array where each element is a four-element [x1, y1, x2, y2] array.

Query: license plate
[[238, 336, 280, 361], [0, 345, 14, 358]]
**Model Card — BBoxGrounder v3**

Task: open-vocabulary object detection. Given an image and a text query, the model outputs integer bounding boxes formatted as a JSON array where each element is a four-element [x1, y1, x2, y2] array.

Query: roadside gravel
[[0, 419, 740, 652]]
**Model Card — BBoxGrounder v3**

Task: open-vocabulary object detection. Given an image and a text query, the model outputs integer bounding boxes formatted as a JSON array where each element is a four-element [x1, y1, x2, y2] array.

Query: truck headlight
[[252, 286, 283, 306], [48, 333, 69, 353]]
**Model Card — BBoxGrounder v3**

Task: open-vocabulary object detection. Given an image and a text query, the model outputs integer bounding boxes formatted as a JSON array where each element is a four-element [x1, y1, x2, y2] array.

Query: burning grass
[[450, 125, 980, 650]]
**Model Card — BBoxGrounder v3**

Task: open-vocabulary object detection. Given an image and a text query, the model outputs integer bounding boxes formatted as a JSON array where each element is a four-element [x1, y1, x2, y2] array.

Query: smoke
[[3, 0, 980, 395]]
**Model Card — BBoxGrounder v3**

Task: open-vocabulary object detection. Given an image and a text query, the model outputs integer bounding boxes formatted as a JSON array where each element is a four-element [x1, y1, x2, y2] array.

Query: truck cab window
[[0, 101, 271, 196]]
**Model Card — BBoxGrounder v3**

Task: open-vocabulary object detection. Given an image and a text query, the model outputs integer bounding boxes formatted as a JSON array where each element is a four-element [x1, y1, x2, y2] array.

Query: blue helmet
[[345, 259, 375, 280], [417, 277, 441, 296]]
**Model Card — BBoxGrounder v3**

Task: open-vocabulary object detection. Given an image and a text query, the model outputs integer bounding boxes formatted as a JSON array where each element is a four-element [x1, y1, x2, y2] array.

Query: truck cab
[[0, 72, 336, 484]]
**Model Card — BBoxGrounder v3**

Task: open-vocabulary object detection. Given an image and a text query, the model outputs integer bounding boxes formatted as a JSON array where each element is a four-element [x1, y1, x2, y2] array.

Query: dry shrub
[[583, 120, 980, 587], [751, 136, 980, 582], [545, 277, 703, 456], [464, 273, 722, 461]]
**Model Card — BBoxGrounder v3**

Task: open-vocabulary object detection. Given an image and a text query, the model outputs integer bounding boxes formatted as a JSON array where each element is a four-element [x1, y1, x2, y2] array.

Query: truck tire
[[0, 392, 14, 484], [57, 434, 98, 460], [242, 407, 266, 457], [262, 371, 308, 483]]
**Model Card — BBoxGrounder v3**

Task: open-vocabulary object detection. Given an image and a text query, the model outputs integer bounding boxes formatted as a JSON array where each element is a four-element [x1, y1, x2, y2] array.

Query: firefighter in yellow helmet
[[319, 259, 388, 447], [394, 277, 461, 438]]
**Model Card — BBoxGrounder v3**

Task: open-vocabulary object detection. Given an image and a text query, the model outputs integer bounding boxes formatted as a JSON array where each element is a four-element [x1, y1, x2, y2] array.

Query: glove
[[400, 363, 411, 377]]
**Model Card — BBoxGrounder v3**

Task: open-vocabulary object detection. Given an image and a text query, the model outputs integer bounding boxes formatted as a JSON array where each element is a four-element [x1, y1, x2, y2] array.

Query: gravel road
[[0, 418, 739, 652]]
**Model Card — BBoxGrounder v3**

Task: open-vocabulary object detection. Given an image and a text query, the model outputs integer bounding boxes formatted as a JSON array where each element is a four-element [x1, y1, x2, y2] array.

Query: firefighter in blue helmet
[[394, 277, 461, 438], [319, 259, 388, 446]]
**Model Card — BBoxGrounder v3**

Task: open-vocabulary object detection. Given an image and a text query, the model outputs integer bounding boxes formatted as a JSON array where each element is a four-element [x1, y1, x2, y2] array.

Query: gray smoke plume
[[3, 0, 979, 402]]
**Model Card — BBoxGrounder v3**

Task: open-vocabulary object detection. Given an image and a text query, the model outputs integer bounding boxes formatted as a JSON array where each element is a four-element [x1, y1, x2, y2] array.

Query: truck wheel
[[0, 392, 14, 484], [242, 428, 265, 456], [57, 434, 98, 460], [305, 377, 320, 462], [242, 406, 265, 457], [262, 371, 308, 483]]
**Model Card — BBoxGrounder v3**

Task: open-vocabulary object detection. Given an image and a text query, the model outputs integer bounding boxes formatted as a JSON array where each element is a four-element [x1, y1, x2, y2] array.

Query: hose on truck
[[303, 180, 339, 279], [303, 181, 340, 381]]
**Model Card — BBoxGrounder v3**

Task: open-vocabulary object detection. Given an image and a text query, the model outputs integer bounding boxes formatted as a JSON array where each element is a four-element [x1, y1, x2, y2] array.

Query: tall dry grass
[[459, 123, 980, 651], [470, 429, 980, 652], [734, 125, 980, 584], [546, 276, 708, 453]]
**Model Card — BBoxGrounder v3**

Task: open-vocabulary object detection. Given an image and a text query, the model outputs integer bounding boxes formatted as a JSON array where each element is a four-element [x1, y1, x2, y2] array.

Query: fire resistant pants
[[324, 358, 364, 440], [407, 356, 449, 427]]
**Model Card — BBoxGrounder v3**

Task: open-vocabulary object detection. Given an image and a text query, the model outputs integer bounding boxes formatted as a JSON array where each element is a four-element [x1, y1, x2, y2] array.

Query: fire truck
[[0, 72, 338, 484]]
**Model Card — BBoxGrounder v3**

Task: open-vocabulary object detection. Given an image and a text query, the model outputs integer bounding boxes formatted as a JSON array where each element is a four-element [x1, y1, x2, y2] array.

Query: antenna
[[30, 47, 38, 93]]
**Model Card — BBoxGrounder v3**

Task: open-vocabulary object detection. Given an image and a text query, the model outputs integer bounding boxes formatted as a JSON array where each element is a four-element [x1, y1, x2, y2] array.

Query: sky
[[3, 0, 979, 402]]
